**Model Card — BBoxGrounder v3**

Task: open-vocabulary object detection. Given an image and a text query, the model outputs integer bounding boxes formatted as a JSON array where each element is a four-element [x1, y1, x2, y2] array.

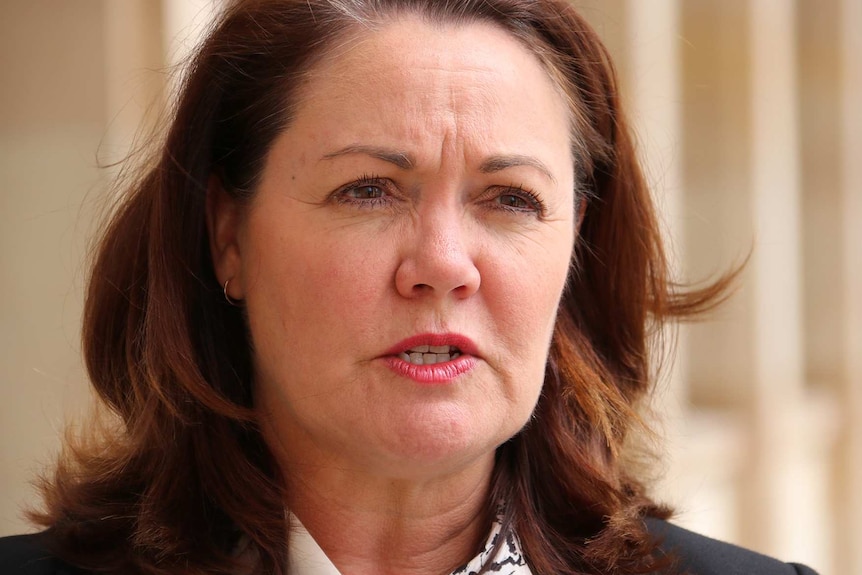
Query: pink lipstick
[[383, 333, 478, 383]]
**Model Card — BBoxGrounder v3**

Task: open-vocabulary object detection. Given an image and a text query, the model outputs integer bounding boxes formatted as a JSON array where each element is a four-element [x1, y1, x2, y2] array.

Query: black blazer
[[0, 520, 819, 574], [646, 519, 819, 575]]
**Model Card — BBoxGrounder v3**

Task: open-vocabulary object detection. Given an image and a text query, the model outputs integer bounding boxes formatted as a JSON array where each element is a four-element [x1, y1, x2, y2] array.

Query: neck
[[284, 459, 495, 575]]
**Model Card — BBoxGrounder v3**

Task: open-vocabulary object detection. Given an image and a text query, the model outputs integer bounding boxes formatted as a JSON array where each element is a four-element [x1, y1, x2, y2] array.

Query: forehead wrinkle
[[294, 17, 572, 187]]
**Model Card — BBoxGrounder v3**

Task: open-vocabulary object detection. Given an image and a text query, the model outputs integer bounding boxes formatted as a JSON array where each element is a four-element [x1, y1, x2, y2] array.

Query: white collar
[[287, 515, 533, 575], [287, 516, 343, 575]]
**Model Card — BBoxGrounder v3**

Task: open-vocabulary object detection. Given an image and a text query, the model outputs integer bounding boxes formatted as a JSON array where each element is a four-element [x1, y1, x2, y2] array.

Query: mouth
[[397, 344, 461, 365], [383, 334, 478, 383], [385, 333, 478, 364]]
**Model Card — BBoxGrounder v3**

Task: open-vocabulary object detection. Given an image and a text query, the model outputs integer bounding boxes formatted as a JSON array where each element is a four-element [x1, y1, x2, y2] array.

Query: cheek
[[302, 238, 394, 320], [494, 276, 565, 377], [247, 229, 394, 349], [490, 232, 572, 326], [483, 232, 573, 379]]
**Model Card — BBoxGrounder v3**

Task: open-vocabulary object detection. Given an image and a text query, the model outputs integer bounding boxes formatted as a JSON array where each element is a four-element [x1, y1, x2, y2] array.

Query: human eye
[[346, 183, 384, 200], [489, 185, 547, 217], [330, 175, 397, 208]]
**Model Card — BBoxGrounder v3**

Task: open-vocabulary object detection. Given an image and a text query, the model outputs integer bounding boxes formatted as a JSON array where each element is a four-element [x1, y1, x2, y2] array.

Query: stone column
[[623, 0, 691, 519], [837, 0, 862, 572], [744, 0, 807, 561]]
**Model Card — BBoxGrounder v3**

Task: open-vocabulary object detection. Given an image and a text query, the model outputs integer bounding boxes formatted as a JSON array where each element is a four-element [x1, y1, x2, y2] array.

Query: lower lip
[[383, 355, 478, 384]]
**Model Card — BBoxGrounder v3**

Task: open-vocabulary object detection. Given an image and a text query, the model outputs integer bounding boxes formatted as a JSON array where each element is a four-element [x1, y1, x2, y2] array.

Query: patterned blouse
[[287, 517, 533, 575]]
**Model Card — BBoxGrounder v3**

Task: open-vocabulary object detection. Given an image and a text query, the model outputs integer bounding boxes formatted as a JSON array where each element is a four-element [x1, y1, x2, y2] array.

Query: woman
[[0, 1, 818, 574]]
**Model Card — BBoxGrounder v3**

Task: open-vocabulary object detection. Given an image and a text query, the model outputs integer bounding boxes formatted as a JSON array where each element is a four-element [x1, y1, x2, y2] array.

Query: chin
[[369, 414, 518, 478]]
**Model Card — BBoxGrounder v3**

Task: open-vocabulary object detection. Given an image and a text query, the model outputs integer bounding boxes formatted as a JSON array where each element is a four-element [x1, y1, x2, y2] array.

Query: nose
[[394, 205, 481, 300]]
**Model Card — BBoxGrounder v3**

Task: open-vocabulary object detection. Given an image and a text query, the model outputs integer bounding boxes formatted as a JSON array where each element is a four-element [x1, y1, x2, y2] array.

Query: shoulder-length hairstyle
[[34, 1, 730, 573]]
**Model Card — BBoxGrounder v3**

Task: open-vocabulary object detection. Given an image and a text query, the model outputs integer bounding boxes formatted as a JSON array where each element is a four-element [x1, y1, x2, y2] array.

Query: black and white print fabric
[[286, 513, 533, 575], [450, 519, 533, 575]]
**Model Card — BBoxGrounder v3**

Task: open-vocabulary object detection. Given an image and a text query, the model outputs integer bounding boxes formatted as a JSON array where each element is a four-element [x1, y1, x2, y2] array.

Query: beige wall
[[0, 0, 105, 535], [0, 0, 198, 536], [1, 1, 859, 573]]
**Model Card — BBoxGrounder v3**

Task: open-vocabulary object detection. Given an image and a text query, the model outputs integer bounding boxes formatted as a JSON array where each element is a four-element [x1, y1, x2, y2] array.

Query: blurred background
[[0, 1, 859, 573]]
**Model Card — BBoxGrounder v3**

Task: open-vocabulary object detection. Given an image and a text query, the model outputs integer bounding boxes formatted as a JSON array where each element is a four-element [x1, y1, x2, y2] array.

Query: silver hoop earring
[[223, 278, 241, 307]]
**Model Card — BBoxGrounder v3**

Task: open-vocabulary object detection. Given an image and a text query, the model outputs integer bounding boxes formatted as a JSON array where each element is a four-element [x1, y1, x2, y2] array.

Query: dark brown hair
[[33, 1, 731, 573]]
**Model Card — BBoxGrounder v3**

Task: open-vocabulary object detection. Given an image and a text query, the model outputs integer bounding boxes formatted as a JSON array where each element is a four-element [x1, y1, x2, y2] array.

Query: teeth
[[406, 345, 456, 354], [398, 348, 462, 365]]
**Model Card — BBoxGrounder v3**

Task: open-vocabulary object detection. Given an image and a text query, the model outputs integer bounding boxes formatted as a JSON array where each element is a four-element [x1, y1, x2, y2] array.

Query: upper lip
[[384, 333, 479, 357]]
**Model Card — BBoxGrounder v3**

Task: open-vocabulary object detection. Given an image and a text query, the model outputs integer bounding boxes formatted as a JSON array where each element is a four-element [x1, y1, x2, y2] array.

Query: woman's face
[[210, 17, 576, 480]]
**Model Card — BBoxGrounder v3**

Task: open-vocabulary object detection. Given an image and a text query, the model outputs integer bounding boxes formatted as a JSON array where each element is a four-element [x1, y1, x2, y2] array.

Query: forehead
[[314, 14, 558, 82], [267, 16, 574, 185], [324, 18, 558, 93]]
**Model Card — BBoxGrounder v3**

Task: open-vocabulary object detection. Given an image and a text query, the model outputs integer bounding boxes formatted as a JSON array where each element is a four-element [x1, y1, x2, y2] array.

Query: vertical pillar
[[837, 0, 862, 572], [681, 0, 754, 408], [745, 0, 806, 559], [679, 0, 753, 543], [624, 0, 690, 514], [625, 0, 683, 265], [797, 0, 845, 571]]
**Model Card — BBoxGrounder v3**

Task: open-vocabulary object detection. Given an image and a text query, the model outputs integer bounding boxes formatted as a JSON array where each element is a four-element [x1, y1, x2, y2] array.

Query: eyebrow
[[321, 145, 557, 184], [321, 145, 413, 170], [480, 154, 557, 185]]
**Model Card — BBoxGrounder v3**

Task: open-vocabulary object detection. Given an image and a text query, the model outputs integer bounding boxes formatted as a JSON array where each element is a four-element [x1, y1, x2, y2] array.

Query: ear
[[206, 175, 244, 300]]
